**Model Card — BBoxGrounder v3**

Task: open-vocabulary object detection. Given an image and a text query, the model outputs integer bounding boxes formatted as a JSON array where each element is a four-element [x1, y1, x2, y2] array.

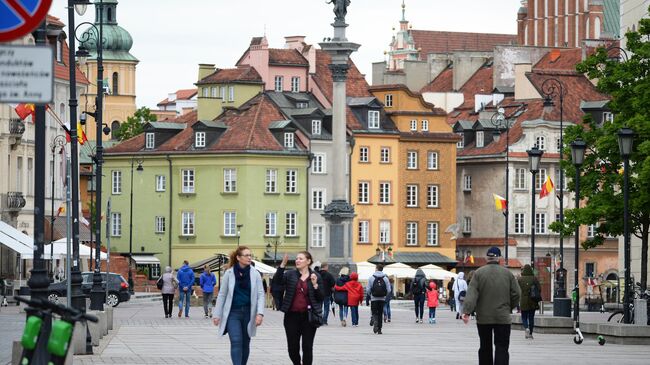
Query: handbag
[[307, 305, 323, 328], [156, 276, 164, 290]]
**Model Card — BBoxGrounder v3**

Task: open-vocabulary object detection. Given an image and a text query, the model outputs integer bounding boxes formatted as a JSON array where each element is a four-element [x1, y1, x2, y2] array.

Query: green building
[[196, 64, 264, 120]]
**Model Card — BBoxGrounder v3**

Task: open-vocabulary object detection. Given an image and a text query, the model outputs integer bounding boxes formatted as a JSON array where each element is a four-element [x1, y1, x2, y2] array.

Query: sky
[[49, 0, 523, 109]]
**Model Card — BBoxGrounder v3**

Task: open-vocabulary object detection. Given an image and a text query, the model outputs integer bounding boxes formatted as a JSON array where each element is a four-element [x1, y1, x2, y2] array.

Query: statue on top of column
[[327, 0, 350, 22]]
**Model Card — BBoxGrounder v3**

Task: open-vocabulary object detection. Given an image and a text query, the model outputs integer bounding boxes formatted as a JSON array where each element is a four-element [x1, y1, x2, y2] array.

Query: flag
[[14, 103, 35, 121], [464, 254, 475, 264], [65, 122, 88, 145], [80, 216, 90, 227], [539, 176, 554, 199], [493, 194, 507, 211], [56, 203, 65, 217]]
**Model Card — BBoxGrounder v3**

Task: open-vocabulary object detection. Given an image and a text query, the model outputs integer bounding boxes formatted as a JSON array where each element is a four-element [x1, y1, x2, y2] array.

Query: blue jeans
[[227, 306, 251, 365], [429, 307, 437, 319], [338, 304, 348, 321], [521, 310, 535, 334], [350, 306, 359, 325], [178, 289, 191, 317], [414, 294, 425, 319], [322, 296, 331, 324], [383, 301, 391, 320]]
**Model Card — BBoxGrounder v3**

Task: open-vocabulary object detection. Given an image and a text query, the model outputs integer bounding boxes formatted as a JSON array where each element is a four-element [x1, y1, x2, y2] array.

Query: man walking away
[[177, 260, 195, 318], [318, 263, 335, 325], [518, 264, 541, 339], [462, 247, 521, 365], [411, 269, 427, 323], [200, 264, 217, 318], [366, 264, 391, 334], [453, 272, 468, 320], [447, 277, 456, 312]]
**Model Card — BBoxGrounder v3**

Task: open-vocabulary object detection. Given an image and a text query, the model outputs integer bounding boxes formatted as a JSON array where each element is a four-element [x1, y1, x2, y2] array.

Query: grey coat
[[214, 267, 265, 337]]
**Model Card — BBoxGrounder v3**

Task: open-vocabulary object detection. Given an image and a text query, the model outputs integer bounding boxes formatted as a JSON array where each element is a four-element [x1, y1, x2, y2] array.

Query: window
[[379, 182, 391, 204], [535, 168, 547, 191], [556, 138, 562, 152], [463, 175, 472, 191], [406, 222, 418, 246], [379, 221, 391, 244], [358, 182, 370, 204], [291, 77, 300, 92], [514, 213, 525, 234], [56, 38, 63, 62], [181, 169, 195, 193], [145, 133, 155, 149], [427, 222, 439, 246], [457, 133, 464, 148], [111, 170, 122, 194], [312, 153, 325, 174], [285, 212, 297, 236], [380, 147, 390, 163], [228, 86, 234, 101], [265, 212, 277, 236], [224, 168, 237, 193], [368, 110, 380, 129], [410, 120, 417, 131], [284, 132, 294, 148], [296, 102, 308, 108], [27, 158, 33, 196], [285, 169, 297, 193], [406, 185, 418, 207], [463, 217, 472, 233], [155, 216, 166, 233], [427, 185, 439, 208], [111, 212, 121, 236], [311, 189, 326, 210], [182, 211, 195, 236], [585, 262, 595, 278], [195, 132, 206, 148], [311, 224, 325, 247], [265, 169, 277, 193], [407, 151, 418, 169], [211, 87, 217, 98], [220, 86, 226, 99], [385, 94, 393, 107], [535, 136, 546, 150], [421, 120, 429, 131], [535, 213, 547, 234], [16, 157, 22, 192], [427, 151, 438, 170], [358, 221, 369, 243], [555, 168, 567, 189], [202, 87, 209, 97], [587, 223, 598, 238], [603, 112, 614, 123], [476, 131, 484, 147], [311, 120, 321, 135], [514, 168, 527, 189], [274, 76, 283, 92], [155, 175, 166, 192], [359, 147, 369, 162], [112, 72, 118, 95]]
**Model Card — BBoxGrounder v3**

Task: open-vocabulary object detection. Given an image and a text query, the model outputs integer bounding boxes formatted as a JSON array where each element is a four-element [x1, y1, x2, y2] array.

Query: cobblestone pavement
[[3, 300, 650, 364]]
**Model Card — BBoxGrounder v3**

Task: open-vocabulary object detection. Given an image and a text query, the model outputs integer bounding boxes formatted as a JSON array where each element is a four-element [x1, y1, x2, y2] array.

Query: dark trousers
[[371, 300, 384, 332], [322, 296, 331, 324], [428, 307, 436, 319], [350, 305, 359, 325], [162, 294, 174, 316], [521, 310, 535, 333], [477, 324, 511, 365], [284, 311, 317, 365], [413, 294, 425, 319]]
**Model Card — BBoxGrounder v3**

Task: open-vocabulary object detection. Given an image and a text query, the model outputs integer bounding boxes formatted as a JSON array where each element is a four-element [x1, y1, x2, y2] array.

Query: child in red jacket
[[335, 272, 364, 327], [426, 281, 439, 324]]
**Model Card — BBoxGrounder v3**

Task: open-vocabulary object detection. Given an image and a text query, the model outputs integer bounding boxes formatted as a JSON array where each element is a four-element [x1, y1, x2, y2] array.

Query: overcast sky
[[49, 0, 522, 109]]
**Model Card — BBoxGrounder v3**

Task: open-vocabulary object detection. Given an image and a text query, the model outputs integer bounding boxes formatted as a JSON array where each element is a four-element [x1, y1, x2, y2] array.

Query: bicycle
[[606, 282, 650, 324]]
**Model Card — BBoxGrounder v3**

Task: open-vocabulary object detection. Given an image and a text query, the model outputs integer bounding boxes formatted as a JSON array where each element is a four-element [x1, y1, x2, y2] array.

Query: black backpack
[[371, 275, 388, 297], [411, 278, 424, 295], [530, 281, 542, 303]]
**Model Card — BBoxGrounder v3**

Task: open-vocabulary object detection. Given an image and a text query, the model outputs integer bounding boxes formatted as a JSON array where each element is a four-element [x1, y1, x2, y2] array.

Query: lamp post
[[527, 146, 544, 268], [237, 224, 243, 247], [49, 135, 66, 276], [376, 243, 392, 263], [490, 107, 509, 265], [570, 138, 586, 323], [128, 158, 144, 294], [266, 239, 281, 266], [617, 128, 635, 324]]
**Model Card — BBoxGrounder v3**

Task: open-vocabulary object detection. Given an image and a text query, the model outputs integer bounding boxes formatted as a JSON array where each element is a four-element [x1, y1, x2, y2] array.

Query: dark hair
[[297, 251, 313, 266], [183, 260, 189, 265], [228, 246, 251, 269], [376, 264, 384, 272]]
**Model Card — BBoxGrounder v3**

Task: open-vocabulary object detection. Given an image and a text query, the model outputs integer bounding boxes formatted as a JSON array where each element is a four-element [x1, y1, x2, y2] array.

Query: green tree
[[115, 107, 157, 141], [552, 11, 650, 289]]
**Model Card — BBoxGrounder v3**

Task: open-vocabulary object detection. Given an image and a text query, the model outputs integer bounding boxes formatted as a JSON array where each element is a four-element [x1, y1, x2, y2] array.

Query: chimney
[[198, 64, 216, 83], [514, 63, 538, 100], [285, 36, 306, 51]]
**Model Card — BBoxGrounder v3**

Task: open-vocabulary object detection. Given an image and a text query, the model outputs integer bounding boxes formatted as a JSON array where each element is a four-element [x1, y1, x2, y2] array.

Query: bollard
[[634, 299, 647, 325], [72, 321, 88, 355], [105, 306, 113, 331]]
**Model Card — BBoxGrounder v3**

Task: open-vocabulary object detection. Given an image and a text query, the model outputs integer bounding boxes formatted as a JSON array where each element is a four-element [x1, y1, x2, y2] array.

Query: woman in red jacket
[[334, 272, 364, 327], [426, 281, 439, 324]]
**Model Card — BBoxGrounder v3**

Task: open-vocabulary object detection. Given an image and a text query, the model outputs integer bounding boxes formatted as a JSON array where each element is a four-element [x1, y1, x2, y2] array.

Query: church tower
[[387, 1, 419, 70]]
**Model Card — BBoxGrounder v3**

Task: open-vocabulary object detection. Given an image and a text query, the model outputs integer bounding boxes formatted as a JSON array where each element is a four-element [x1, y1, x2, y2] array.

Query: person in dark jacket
[[333, 267, 350, 326], [518, 264, 541, 339], [317, 263, 335, 325], [411, 269, 427, 323], [447, 277, 456, 312], [176, 260, 195, 318], [200, 264, 217, 318], [273, 252, 324, 365]]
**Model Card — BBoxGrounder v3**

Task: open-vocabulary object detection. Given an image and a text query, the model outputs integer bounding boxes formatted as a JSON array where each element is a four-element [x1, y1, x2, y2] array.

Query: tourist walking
[[426, 281, 439, 324], [317, 263, 335, 325], [160, 266, 178, 318], [366, 264, 391, 334], [518, 264, 541, 339], [177, 260, 195, 318], [411, 269, 427, 323], [213, 246, 265, 365], [333, 267, 350, 326], [462, 247, 521, 365], [447, 277, 456, 312], [383, 277, 394, 323], [200, 264, 217, 318], [334, 271, 364, 326], [273, 252, 324, 365], [453, 272, 468, 320]]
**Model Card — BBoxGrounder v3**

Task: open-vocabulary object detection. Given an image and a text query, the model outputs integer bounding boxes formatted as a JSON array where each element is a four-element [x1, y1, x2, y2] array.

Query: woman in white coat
[[213, 246, 265, 365], [453, 272, 468, 319]]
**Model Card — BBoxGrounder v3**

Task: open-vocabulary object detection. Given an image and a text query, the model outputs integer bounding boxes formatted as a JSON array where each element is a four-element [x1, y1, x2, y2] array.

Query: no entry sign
[[0, 0, 53, 42]]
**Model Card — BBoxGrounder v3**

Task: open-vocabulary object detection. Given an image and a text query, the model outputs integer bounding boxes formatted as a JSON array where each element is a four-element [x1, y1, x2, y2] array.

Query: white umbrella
[[45, 239, 107, 260], [355, 261, 377, 281], [419, 264, 458, 280], [252, 260, 276, 275], [383, 263, 417, 279]]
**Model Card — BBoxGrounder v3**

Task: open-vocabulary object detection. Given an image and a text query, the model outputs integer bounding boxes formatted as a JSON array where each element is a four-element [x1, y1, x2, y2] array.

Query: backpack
[[370, 275, 388, 297], [411, 278, 424, 296], [530, 281, 542, 303]]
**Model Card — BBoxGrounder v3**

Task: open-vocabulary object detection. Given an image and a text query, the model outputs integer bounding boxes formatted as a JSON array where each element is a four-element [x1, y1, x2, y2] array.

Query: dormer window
[[145, 133, 155, 149], [368, 110, 380, 129], [421, 120, 429, 131], [195, 132, 206, 148], [385, 94, 393, 107], [457, 133, 464, 148], [603, 112, 614, 123], [535, 136, 546, 150], [284, 132, 294, 148], [56, 38, 63, 63], [296, 102, 308, 109], [476, 131, 484, 148], [410, 120, 417, 131], [311, 120, 321, 135], [274, 76, 284, 92]]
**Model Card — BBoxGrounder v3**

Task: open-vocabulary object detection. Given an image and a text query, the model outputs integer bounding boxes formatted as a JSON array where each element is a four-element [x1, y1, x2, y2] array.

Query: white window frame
[[359, 147, 369, 163], [603, 111, 614, 123], [311, 120, 321, 135], [406, 222, 418, 246], [380, 147, 390, 163], [587, 223, 598, 238], [426, 222, 439, 246], [220, 86, 226, 99], [311, 224, 325, 247], [407, 151, 418, 169], [427, 151, 438, 170], [145, 132, 155, 149], [406, 185, 418, 207], [535, 135, 546, 150], [155, 175, 166, 192], [195, 131, 206, 148], [265, 212, 277, 236], [535, 213, 547, 234], [358, 221, 369, 243], [111, 212, 121, 236], [514, 168, 527, 190], [111, 170, 122, 194], [535, 168, 548, 191], [224, 168, 237, 193], [385, 94, 393, 107], [368, 110, 380, 129], [285, 169, 297, 193], [476, 131, 484, 148], [291, 76, 300, 92], [379, 220, 391, 244], [274, 76, 283, 92], [379, 182, 391, 204], [463, 217, 472, 233], [311, 153, 326, 174], [556, 137, 562, 152], [427, 185, 439, 208], [285, 212, 297, 237], [202, 87, 208, 97], [265, 169, 278, 193], [555, 168, 567, 190], [284, 132, 294, 148], [181, 169, 195, 194], [514, 213, 526, 234], [211, 87, 217, 98], [457, 133, 464, 148], [155, 216, 165, 234], [358, 181, 370, 204], [311, 188, 326, 210], [463, 175, 472, 191], [410, 120, 417, 131], [421, 120, 429, 131], [182, 211, 195, 236], [228, 86, 235, 101]]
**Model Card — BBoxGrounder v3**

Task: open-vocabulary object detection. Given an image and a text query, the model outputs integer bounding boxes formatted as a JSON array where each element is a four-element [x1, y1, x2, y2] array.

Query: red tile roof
[[268, 49, 309, 66], [46, 15, 65, 27], [196, 66, 263, 85], [532, 48, 583, 74], [420, 67, 453, 93], [410, 30, 517, 58], [157, 88, 198, 106]]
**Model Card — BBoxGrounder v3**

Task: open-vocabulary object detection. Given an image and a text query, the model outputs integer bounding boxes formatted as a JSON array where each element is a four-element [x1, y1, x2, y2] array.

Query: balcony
[[8, 119, 25, 147], [5, 192, 26, 211]]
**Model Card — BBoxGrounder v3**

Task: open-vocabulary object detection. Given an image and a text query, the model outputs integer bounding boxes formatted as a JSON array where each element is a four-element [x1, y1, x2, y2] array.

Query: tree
[[551, 11, 650, 289], [115, 107, 156, 141]]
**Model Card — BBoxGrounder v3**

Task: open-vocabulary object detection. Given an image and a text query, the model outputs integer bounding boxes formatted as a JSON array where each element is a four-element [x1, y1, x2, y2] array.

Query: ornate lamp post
[[527, 146, 544, 268], [49, 135, 66, 276], [236, 224, 243, 247], [128, 158, 143, 294], [375, 243, 393, 263], [570, 138, 586, 323], [490, 107, 510, 265], [617, 128, 635, 324]]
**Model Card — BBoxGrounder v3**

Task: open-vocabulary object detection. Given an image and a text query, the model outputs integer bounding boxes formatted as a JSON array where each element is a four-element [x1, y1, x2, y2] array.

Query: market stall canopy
[[131, 255, 160, 265], [42, 239, 107, 260], [252, 260, 276, 275], [419, 264, 458, 280], [355, 261, 377, 281], [0, 221, 33, 257], [383, 263, 417, 278]]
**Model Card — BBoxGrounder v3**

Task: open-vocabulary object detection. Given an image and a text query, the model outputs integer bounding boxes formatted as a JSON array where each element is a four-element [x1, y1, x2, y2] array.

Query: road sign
[[0, 0, 53, 42], [0, 44, 53, 103]]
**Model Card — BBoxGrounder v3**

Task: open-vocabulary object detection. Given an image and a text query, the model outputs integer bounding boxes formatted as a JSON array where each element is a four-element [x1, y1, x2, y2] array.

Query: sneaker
[[456, 313, 460, 320], [178, 309, 182, 318], [208, 308, 213, 318], [428, 318, 432, 324], [205, 314, 209, 319], [370, 318, 374, 326], [524, 329, 530, 339], [341, 320, 346, 327], [432, 318, 436, 324], [377, 329, 383, 334], [387, 318, 391, 323], [416, 319, 420, 324], [373, 326, 378, 334]]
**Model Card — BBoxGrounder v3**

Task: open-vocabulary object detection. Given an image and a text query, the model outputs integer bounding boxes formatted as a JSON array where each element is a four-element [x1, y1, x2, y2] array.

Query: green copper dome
[[80, 0, 138, 62]]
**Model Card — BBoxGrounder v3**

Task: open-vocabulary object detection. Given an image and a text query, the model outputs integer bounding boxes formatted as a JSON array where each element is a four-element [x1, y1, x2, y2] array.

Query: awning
[[252, 260, 276, 275], [355, 261, 377, 281], [132, 255, 160, 265], [418, 264, 458, 280], [383, 263, 417, 279], [0, 221, 33, 257]]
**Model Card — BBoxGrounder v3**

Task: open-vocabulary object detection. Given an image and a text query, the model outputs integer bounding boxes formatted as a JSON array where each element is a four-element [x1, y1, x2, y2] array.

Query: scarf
[[233, 263, 251, 290]]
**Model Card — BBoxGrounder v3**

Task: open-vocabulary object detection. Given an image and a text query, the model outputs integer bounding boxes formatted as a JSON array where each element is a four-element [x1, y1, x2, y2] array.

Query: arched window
[[107, 7, 112, 22], [111, 121, 120, 140], [112, 72, 118, 95]]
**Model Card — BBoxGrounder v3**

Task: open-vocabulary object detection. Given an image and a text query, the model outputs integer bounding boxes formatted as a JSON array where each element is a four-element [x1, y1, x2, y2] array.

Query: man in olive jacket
[[462, 247, 521, 365]]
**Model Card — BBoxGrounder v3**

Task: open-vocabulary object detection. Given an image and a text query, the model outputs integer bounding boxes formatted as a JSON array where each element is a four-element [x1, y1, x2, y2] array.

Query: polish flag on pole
[[539, 176, 555, 199], [493, 194, 507, 211]]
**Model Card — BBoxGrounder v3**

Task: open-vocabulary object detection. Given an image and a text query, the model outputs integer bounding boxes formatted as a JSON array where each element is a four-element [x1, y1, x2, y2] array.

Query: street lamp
[[527, 146, 544, 269], [49, 135, 66, 277], [490, 107, 510, 265], [570, 138, 586, 323], [128, 158, 144, 294], [266, 239, 282, 266], [376, 243, 392, 263], [618, 128, 635, 324], [237, 224, 243, 247]]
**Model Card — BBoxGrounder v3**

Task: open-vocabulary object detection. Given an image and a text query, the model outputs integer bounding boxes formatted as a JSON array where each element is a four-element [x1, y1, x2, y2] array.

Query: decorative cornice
[[328, 64, 350, 82]]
